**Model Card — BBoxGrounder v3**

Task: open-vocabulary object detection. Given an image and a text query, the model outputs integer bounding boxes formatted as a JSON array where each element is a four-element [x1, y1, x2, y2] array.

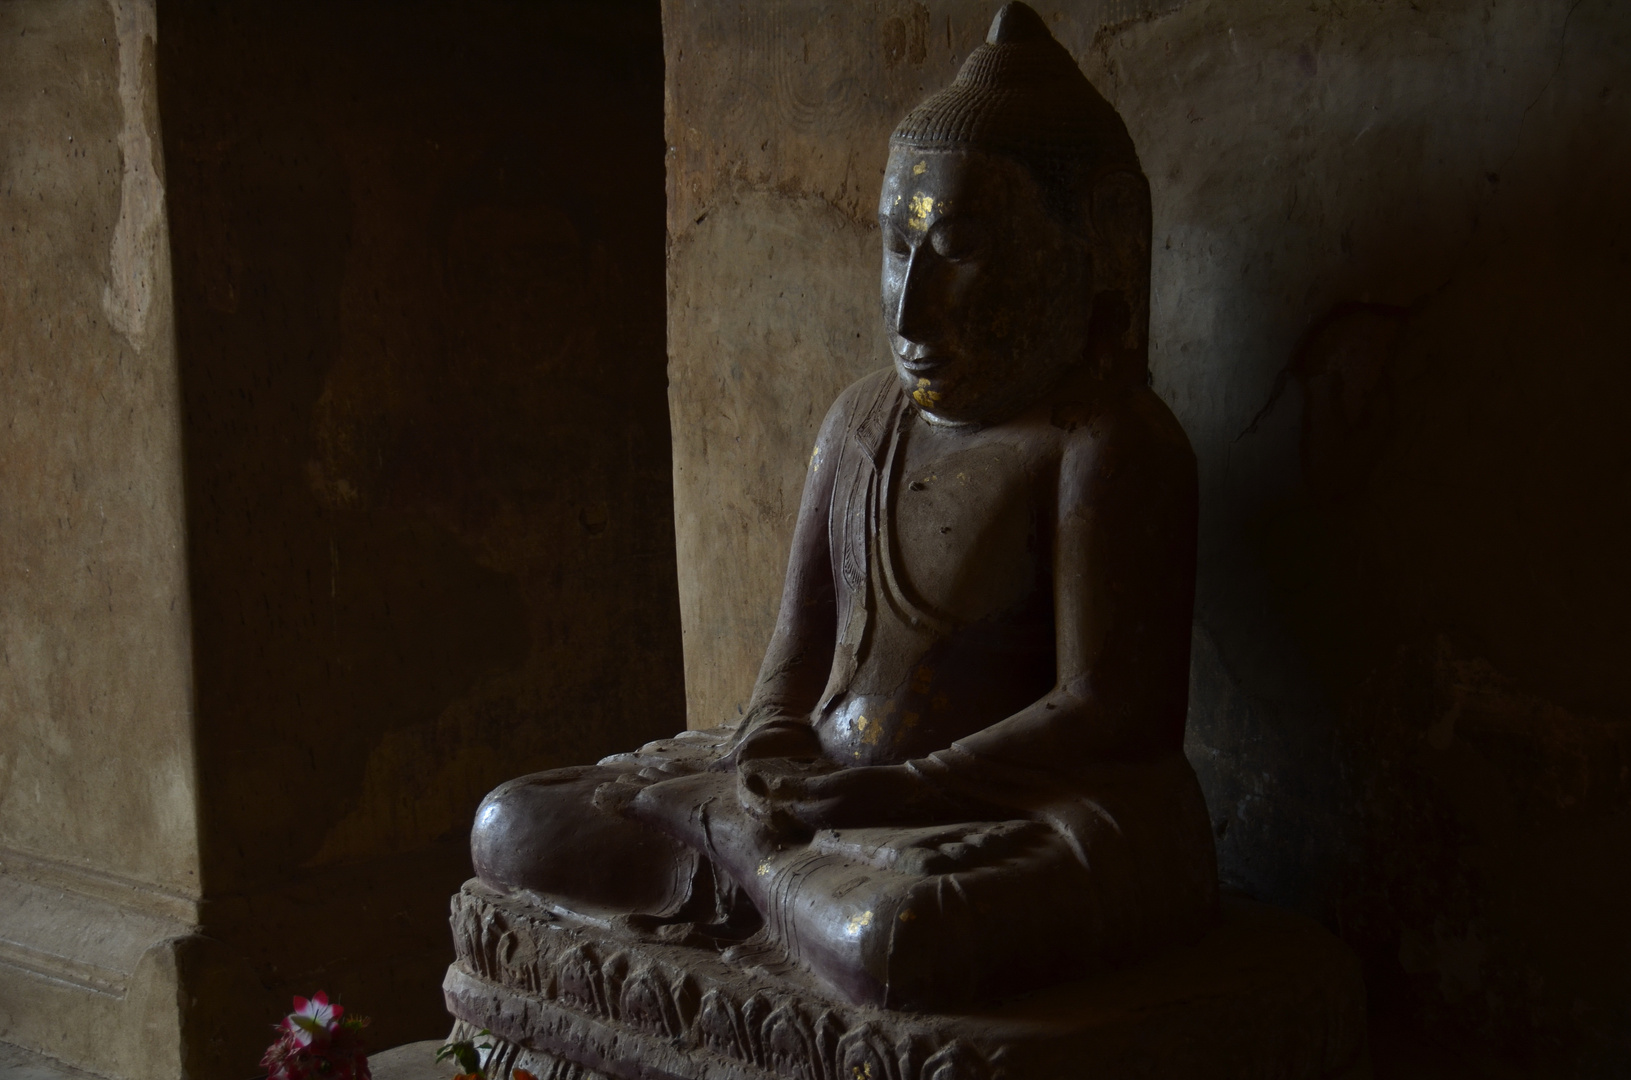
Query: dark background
[[158, 0, 681, 1065]]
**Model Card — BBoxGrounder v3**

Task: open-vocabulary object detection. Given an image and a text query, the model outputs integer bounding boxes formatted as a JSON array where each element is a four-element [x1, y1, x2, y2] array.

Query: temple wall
[[664, 0, 1631, 1073], [0, 2, 199, 1075]]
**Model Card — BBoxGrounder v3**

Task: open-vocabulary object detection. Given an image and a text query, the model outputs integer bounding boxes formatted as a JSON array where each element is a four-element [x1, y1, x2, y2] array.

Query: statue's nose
[[892, 248, 940, 344]]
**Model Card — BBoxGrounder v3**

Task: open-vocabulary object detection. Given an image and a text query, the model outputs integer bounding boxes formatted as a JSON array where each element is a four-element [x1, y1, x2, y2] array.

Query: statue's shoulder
[[1052, 382, 1196, 482], [828, 367, 900, 424], [816, 367, 901, 450], [1122, 386, 1195, 462]]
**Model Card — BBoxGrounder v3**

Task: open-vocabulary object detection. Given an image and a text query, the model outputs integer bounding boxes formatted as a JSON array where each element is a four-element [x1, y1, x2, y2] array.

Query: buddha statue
[[469, 1, 1217, 1013]]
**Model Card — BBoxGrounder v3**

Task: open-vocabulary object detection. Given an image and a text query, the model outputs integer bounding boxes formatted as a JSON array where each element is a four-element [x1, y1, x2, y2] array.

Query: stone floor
[[0, 1028, 1494, 1079], [0, 1039, 458, 1080], [369, 1040, 459, 1080], [0, 1043, 100, 1080]]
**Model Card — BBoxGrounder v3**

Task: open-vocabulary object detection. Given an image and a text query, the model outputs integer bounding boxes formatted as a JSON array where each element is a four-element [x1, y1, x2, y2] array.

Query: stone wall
[[0, 2, 198, 1075], [664, 0, 1631, 1074]]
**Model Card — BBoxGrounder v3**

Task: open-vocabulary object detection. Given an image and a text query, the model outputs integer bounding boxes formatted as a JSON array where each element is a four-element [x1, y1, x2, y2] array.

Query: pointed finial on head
[[895, 0, 1132, 162], [986, 2, 1052, 45]]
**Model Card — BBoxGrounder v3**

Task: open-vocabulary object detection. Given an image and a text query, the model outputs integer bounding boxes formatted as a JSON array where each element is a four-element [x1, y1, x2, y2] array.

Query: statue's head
[[880, 2, 1151, 424]]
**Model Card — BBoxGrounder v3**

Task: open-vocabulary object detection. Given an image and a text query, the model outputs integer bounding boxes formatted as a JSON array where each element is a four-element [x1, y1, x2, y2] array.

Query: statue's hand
[[738, 763, 929, 832], [718, 718, 824, 770], [734, 756, 839, 836]]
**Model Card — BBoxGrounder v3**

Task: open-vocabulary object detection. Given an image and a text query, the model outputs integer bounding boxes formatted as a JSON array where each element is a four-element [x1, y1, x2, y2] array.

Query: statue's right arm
[[728, 384, 856, 762]]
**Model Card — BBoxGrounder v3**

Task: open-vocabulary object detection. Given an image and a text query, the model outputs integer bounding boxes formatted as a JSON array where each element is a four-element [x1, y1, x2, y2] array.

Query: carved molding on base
[[0, 851, 200, 1080], [448, 1020, 615, 1080], [445, 880, 1368, 1080]]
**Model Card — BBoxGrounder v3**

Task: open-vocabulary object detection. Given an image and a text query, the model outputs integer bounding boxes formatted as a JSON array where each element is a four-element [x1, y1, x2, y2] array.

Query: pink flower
[[280, 992, 343, 1048], [260, 992, 370, 1080]]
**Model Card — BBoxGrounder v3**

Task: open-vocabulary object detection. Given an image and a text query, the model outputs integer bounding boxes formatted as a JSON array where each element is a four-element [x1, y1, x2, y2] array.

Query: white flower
[[281, 992, 343, 1048]]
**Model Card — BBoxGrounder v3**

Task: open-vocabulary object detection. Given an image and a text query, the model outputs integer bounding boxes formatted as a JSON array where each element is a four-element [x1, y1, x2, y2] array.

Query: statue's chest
[[887, 426, 1045, 624]]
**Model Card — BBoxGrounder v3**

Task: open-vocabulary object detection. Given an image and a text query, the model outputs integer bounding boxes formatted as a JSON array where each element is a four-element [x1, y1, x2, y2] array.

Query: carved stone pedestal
[[443, 880, 1369, 1080]]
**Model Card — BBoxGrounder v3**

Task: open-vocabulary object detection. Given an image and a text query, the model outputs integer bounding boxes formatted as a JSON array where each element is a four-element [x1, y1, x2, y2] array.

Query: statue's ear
[[1088, 168, 1149, 239], [1084, 167, 1151, 365], [1080, 167, 1151, 382], [1086, 167, 1150, 291]]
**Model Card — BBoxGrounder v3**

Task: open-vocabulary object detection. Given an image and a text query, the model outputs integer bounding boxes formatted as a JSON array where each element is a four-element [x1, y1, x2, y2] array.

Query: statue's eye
[[884, 230, 912, 259], [930, 223, 981, 261]]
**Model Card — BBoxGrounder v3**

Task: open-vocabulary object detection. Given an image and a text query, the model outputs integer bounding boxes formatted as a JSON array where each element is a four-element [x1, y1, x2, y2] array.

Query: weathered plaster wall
[[156, 0, 679, 1069], [0, 1, 200, 1073], [0, 0, 197, 909], [665, 0, 1631, 1074]]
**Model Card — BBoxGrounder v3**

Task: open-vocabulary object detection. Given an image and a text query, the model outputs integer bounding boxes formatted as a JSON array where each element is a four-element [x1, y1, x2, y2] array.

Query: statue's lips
[[897, 354, 954, 377]]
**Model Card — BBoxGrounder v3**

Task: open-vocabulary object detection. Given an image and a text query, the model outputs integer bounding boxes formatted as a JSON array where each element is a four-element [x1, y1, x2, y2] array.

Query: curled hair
[[889, 3, 1153, 384]]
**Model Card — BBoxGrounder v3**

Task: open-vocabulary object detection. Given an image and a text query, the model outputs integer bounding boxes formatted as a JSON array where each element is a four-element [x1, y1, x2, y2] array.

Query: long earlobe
[[1086, 290, 1132, 382], [1086, 168, 1152, 383]]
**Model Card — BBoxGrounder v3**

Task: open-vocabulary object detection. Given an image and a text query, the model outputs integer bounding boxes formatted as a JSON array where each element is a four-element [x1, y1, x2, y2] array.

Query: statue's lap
[[470, 748, 1216, 1012], [473, 765, 702, 920]]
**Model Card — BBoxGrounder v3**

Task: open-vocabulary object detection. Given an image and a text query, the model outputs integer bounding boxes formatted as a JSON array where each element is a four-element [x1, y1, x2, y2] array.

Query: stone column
[[0, 2, 200, 1077]]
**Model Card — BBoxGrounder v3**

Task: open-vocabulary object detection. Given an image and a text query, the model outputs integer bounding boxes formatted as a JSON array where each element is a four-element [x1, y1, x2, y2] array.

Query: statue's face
[[879, 146, 1090, 425]]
